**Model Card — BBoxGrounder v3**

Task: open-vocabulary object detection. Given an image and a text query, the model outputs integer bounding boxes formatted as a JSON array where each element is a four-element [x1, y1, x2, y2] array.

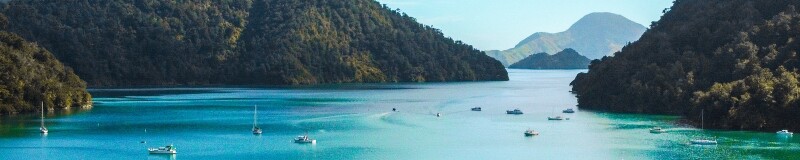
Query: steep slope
[[486, 12, 645, 66], [571, 0, 800, 131], [509, 48, 590, 69], [2, 0, 507, 86], [0, 15, 91, 114]]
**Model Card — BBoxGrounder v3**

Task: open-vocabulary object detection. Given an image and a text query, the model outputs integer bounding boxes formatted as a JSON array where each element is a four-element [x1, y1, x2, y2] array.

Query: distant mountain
[[508, 48, 590, 69], [0, 25, 91, 114], [1, 0, 508, 86], [485, 12, 646, 66]]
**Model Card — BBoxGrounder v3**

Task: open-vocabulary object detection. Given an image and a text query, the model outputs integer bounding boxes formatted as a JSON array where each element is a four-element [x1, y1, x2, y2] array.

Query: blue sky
[[376, 0, 674, 50]]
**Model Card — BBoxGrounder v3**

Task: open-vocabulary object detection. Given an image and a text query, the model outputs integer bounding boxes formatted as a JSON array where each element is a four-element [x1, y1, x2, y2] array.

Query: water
[[1, 69, 799, 159]]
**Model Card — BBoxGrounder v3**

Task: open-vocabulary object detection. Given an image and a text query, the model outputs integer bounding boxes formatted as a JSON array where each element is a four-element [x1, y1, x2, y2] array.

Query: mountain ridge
[[486, 12, 645, 66], [508, 48, 590, 69]]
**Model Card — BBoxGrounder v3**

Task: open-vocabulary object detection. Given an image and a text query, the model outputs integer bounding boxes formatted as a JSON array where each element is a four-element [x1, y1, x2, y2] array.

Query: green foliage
[[509, 48, 590, 69], [571, 0, 800, 131], [2, 0, 508, 86], [0, 31, 91, 114]]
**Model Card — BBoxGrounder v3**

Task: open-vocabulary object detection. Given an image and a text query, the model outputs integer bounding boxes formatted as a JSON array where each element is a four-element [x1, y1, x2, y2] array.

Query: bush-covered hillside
[[2, 0, 508, 86], [509, 48, 590, 69], [0, 14, 91, 114], [571, 0, 800, 131]]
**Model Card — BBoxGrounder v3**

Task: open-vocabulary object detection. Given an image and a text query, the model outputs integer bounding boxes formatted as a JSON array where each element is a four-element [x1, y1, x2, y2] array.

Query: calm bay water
[[1, 69, 799, 159]]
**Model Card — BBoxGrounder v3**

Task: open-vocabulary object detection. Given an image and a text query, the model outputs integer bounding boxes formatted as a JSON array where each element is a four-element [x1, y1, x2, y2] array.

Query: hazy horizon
[[377, 0, 673, 50]]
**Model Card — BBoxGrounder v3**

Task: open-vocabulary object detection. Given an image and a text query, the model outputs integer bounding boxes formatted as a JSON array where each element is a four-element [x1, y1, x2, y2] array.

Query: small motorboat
[[777, 129, 794, 135], [294, 135, 316, 144], [524, 129, 539, 136], [650, 127, 667, 133], [547, 116, 564, 120], [562, 108, 575, 113], [148, 144, 177, 154], [506, 109, 523, 115], [436, 113, 441, 117], [471, 107, 482, 111], [690, 139, 718, 145]]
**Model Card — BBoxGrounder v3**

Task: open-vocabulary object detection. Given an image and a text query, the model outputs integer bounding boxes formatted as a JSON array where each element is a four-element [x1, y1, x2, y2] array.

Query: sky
[[376, 0, 675, 50]]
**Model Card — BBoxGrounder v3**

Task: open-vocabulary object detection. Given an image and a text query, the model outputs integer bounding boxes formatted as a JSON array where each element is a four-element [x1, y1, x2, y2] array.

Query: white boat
[[649, 127, 666, 133], [777, 129, 794, 135], [148, 144, 177, 154], [252, 105, 262, 135], [436, 113, 441, 117], [562, 108, 575, 113], [506, 109, 523, 115], [39, 102, 48, 134], [471, 107, 481, 111], [691, 109, 717, 145], [690, 139, 718, 145], [294, 133, 316, 144], [547, 116, 564, 120], [548, 107, 564, 120], [524, 129, 539, 136]]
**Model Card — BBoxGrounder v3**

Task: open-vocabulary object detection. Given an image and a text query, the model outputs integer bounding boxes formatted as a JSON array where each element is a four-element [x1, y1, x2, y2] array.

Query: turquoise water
[[1, 69, 799, 159]]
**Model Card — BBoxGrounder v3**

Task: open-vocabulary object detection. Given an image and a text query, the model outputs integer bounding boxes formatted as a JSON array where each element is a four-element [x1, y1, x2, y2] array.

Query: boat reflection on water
[[148, 153, 176, 160]]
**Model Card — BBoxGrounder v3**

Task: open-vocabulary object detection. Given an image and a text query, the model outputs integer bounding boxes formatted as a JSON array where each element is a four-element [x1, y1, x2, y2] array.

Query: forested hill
[[509, 48, 590, 69], [571, 0, 800, 131], [1, 0, 508, 86], [0, 14, 91, 114]]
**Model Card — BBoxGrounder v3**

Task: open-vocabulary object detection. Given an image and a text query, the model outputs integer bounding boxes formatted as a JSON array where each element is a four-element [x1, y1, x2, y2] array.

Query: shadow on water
[[0, 107, 92, 138], [147, 154, 176, 160], [89, 88, 226, 98]]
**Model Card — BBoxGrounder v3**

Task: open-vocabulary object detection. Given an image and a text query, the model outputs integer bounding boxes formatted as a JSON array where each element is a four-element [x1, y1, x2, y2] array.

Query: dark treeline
[[0, 14, 91, 114], [2, 0, 507, 86], [509, 48, 590, 69], [572, 0, 800, 131]]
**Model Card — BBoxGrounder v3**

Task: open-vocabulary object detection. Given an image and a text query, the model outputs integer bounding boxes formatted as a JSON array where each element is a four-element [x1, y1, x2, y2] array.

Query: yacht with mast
[[252, 105, 262, 135], [39, 102, 48, 134], [690, 109, 717, 145]]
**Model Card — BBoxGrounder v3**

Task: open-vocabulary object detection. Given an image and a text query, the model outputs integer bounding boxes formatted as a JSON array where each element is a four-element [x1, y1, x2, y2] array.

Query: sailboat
[[691, 109, 717, 145], [39, 102, 48, 134], [252, 105, 262, 134], [547, 106, 563, 120]]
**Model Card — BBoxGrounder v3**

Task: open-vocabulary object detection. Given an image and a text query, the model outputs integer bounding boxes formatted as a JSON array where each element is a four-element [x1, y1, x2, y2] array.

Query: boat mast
[[701, 109, 704, 130], [41, 101, 44, 128], [253, 105, 257, 128]]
